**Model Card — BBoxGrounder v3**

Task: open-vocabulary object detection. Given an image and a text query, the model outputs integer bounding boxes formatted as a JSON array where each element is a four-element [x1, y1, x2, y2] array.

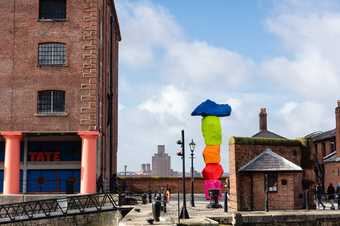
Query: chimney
[[336, 101, 340, 156], [259, 108, 267, 131]]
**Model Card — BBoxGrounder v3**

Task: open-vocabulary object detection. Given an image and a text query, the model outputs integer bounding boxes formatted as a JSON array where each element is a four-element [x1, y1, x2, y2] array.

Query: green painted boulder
[[201, 116, 222, 145]]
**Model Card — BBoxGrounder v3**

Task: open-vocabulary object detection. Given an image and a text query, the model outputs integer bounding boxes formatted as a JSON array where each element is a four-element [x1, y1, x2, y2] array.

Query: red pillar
[[78, 131, 99, 194], [1, 132, 22, 195]]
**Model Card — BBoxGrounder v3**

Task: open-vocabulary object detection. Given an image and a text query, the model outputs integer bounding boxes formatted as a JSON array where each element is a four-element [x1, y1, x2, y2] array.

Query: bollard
[[118, 193, 126, 206], [142, 193, 148, 204], [224, 191, 228, 212], [163, 198, 167, 213], [152, 196, 162, 222], [148, 192, 152, 203]]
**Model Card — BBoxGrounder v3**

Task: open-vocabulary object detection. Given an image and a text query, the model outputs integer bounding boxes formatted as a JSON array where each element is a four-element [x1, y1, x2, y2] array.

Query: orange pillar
[[1, 132, 22, 195], [78, 131, 99, 194]]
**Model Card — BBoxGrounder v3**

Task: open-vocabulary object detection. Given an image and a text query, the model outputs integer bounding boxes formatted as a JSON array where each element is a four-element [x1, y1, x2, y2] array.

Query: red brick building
[[309, 101, 340, 191], [229, 102, 340, 211], [229, 108, 309, 211], [0, 0, 120, 194]]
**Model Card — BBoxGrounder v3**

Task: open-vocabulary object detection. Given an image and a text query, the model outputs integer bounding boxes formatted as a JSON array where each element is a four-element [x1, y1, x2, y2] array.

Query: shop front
[[0, 131, 98, 194]]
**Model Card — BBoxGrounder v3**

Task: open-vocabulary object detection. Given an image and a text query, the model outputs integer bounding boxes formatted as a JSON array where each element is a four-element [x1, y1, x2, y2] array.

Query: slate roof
[[310, 129, 336, 142], [252, 130, 286, 139], [238, 149, 303, 172], [323, 151, 340, 163]]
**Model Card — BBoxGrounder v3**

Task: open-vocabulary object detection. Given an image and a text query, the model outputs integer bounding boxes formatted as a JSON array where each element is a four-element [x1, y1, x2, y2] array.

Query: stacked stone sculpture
[[191, 99, 231, 199]]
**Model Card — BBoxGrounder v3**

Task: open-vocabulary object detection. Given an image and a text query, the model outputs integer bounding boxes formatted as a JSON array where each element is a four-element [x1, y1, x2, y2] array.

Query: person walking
[[327, 183, 336, 210], [336, 184, 340, 210], [315, 184, 325, 209], [165, 188, 171, 203], [97, 174, 104, 193]]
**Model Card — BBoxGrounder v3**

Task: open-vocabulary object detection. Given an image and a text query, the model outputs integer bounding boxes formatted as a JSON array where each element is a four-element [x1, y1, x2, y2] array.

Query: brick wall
[[80, 0, 99, 131], [324, 162, 340, 189], [118, 177, 229, 193], [0, 0, 120, 180], [229, 137, 304, 211]]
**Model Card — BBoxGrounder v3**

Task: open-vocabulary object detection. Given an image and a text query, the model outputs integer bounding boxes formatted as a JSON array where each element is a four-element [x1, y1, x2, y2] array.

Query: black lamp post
[[177, 130, 190, 219], [189, 139, 196, 207]]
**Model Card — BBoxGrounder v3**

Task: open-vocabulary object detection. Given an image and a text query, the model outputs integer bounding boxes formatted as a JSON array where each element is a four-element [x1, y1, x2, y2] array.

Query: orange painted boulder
[[203, 145, 221, 164]]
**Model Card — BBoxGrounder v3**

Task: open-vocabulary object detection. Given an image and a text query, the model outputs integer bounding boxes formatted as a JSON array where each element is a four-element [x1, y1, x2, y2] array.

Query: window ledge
[[34, 112, 69, 117], [37, 18, 68, 22], [37, 64, 69, 68]]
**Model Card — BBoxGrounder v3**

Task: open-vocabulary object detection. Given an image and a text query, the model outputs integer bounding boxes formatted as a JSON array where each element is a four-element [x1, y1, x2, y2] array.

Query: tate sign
[[29, 152, 61, 161]]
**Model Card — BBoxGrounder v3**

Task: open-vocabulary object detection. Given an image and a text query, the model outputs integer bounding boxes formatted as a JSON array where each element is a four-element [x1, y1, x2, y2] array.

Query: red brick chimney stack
[[259, 108, 267, 131], [336, 100, 340, 157]]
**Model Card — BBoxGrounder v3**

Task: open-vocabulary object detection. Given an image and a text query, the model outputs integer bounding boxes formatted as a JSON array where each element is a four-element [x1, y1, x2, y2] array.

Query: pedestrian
[[327, 183, 336, 210], [336, 184, 340, 210], [315, 184, 325, 209], [166, 188, 171, 203], [111, 174, 117, 193], [97, 174, 104, 193]]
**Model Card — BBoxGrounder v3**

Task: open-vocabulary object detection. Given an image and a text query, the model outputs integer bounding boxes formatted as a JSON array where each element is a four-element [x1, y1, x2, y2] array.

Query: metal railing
[[315, 192, 340, 210], [0, 193, 118, 224]]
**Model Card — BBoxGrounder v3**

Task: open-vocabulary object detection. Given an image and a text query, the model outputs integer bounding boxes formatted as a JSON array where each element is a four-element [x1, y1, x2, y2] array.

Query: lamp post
[[177, 130, 189, 219], [189, 139, 196, 207]]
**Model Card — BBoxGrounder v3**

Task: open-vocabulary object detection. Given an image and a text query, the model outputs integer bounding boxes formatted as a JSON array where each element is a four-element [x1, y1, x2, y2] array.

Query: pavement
[[119, 199, 340, 226], [119, 201, 230, 226]]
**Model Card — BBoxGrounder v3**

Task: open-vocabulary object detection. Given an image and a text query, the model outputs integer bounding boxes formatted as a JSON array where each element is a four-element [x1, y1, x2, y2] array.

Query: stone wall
[[6, 211, 121, 226], [213, 211, 340, 226], [118, 176, 228, 193]]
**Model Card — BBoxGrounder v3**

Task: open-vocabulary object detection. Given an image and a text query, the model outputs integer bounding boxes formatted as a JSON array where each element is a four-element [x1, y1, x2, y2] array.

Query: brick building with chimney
[[229, 101, 340, 211], [229, 108, 313, 211], [0, 0, 120, 194]]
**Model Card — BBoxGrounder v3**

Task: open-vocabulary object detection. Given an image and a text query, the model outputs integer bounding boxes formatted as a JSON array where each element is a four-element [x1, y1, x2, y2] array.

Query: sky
[[116, 0, 340, 173]]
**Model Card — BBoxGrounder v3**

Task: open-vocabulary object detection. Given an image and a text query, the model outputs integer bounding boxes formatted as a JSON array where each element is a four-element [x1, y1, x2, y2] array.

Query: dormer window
[[39, 0, 66, 20], [38, 43, 66, 66]]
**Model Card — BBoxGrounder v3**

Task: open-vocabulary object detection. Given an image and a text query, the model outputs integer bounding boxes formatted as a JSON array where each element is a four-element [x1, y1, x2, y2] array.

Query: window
[[39, 0, 66, 20], [38, 43, 66, 66], [266, 173, 278, 192], [37, 90, 65, 114]]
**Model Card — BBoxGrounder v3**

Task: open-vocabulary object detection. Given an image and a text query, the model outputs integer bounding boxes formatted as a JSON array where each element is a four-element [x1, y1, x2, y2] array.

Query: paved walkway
[[119, 200, 340, 226], [119, 201, 230, 226]]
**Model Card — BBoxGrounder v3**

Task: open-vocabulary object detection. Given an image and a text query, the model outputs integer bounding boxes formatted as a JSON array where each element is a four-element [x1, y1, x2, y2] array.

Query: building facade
[[152, 145, 171, 177], [308, 101, 340, 190], [229, 108, 308, 211], [0, 0, 120, 194], [229, 103, 340, 211]]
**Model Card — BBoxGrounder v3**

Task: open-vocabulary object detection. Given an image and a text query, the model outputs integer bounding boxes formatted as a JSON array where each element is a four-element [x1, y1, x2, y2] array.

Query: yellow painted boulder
[[203, 145, 220, 164]]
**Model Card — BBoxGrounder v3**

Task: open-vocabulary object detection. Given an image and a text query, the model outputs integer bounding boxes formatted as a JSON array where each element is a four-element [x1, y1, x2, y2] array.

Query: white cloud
[[262, 1, 340, 101], [117, 1, 182, 67], [138, 85, 189, 122]]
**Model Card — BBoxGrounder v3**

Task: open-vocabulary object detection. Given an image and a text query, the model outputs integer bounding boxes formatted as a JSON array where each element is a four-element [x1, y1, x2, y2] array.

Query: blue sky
[[159, 0, 280, 61], [116, 0, 340, 173]]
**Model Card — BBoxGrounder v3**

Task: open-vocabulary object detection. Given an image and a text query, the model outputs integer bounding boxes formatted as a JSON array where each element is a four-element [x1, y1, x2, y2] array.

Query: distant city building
[[141, 163, 151, 176], [152, 145, 171, 177]]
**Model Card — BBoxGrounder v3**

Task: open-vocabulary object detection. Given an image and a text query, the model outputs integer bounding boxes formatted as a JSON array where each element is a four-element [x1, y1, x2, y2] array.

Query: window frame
[[266, 172, 278, 193], [38, 0, 67, 21], [38, 42, 67, 67], [37, 90, 66, 115]]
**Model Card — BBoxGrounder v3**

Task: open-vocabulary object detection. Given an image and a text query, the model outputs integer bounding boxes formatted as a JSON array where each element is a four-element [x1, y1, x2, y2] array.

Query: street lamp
[[189, 139, 196, 207], [177, 130, 190, 219]]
